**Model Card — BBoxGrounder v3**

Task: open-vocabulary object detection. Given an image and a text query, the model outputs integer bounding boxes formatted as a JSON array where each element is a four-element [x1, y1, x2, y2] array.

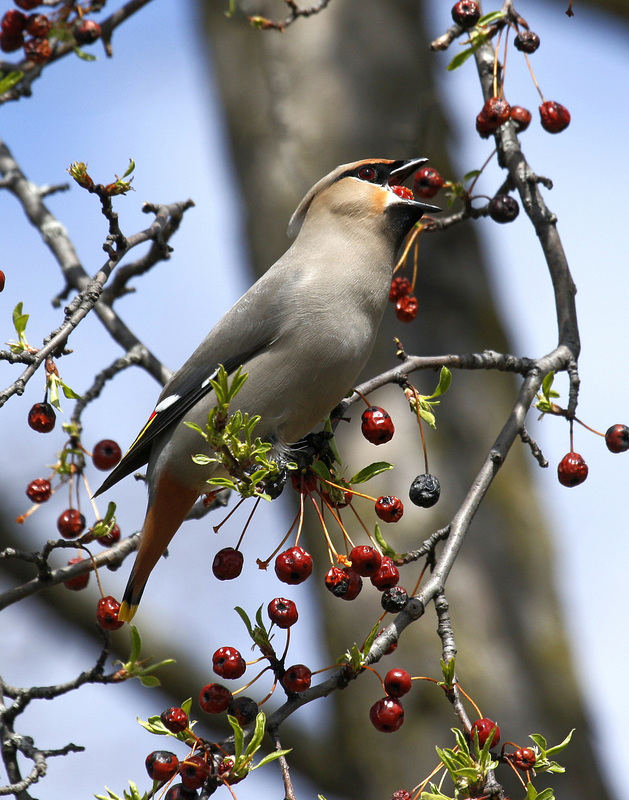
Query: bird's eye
[[358, 166, 377, 182]]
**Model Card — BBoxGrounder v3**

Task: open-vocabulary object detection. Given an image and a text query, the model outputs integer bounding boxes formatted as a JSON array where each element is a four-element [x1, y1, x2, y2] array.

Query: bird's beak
[[388, 158, 442, 214]]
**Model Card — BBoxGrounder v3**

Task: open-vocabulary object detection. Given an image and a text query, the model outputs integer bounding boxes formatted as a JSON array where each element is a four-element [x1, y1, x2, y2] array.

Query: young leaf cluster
[[113, 626, 175, 688], [223, 712, 291, 782], [405, 367, 452, 429], [435, 727, 498, 797]]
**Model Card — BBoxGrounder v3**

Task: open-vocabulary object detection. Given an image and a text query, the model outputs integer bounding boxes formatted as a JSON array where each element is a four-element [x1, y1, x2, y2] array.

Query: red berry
[[282, 663, 312, 693], [513, 746, 536, 770], [267, 596, 299, 628], [63, 557, 90, 591], [395, 295, 419, 322], [97, 522, 121, 547], [340, 566, 363, 601], [324, 565, 351, 597], [412, 166, 445, 199], [557, 451, 588, 487], [361, 406, 395, 445], [164, 785, 197, 800], [369, 696, 405, 732], [510, 105, 532, 131], [96, 595, 124, 630], [390, 184, 414, 201], [370, 556, 400, 590], [0, 270, 5, 291], [451, 0, 480, 28], [384, 668, 412, 698], [604, 424, 629, 453], [381, 586, 408, 613], [390, 792, 412, 800], [478, 96, 511, 132], [212, 546, 244, 580], [539, 100, 571, 134], [475, 111, 496, 138], [488, 194, 519, 224], [409, 473, 441, 508], [290, 470, 318, 494], [199, 682, 232, 714], [57, 509, 86, 539], [145, 750, 180, 782], [212, 646, 246, 680], [470, 717, 500, 748], [73, 18, 101, 45], [15, 0, 40, 10], [160, 706, 188, 734], [27, 401, 56, 433], [92, 439, 122, 470], [25, 13, 49, 37], [375, 495, 404, 523], [0, 29, 23, 51], [26, 478, 51, 503], [228, 695, 258, 726], [179, 754, 209, 791], [349, 545, 382, 577], [274, 545, 313, 585], [514, 30, 540, 53], [389, 276, 412, 302], [23, 36, 51, 63], [2, 10, 26, 34]]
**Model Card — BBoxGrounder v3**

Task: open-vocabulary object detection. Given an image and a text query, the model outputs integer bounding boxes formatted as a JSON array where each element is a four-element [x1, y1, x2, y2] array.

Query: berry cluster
[[388, 274, 418, 323], [369, 668, 412, 732]]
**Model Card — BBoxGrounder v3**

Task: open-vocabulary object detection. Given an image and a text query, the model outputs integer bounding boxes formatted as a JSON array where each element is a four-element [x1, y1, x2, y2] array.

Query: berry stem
[[307, 493, 340, 564], [492, 26, 502, 97], [407, 384, 430, 473], [213, 495, 247, 533], [257, 509, 300, 568], [319, 476, 377, 503], [453, 683, 483, 720], [235, 496, 262, 549], [394, 222, 424, 275], [318, 492, 356, 550], [524, 52, 545, 101], [347, 501, 381, 551]]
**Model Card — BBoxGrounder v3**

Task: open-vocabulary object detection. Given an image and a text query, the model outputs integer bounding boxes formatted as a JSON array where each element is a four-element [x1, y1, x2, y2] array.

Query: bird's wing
[[94, 279, 288, 497]]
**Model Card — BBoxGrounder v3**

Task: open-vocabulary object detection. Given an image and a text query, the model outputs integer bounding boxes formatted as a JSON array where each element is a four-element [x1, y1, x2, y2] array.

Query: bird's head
[[287, 158, 441, 245]]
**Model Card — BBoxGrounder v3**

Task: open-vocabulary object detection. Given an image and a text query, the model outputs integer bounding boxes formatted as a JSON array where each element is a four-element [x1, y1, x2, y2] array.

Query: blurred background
[[0, 1, 627, 798]]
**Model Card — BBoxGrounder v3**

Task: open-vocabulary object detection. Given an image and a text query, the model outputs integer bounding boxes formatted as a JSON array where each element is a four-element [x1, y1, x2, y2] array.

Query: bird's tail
[[118, 473, 199, 622]]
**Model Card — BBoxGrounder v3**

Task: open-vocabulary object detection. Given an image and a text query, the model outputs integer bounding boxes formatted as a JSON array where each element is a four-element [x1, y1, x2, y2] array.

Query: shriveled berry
[[15, 0, 41, 10], [325, 565, 350, 597], [228, 695, 259, 726], [488, 194, 519, 223], [389, 276, 412, 302], [73, 18, 101, 45], [25, 13, 50, 37], [557, 451, 588, 487], [390, 792, 412, 800], [145, 750, 180, 782], [470, 717, 500, 748], [514, 30, 540, 53], [97, 595, 124, 630], [395, 294, 418, 322], [92, 439, 122, 470], [475, 111, 495, 138], [451, 0, 480, 28], [369, 696, 405, 732], [179, 754, 209, 791], [2, 10, 26, 35], [384, 668, 412, 698], [199, 682, 232, 714], [97, 522, 121, 547], [479, 96, 511, 132], [0, 29, 23, 51], [160, 706, 188, 734], [361, 406, 395, 445], [539, 100, 571, 134], [340, 566, 363, 601], [26, 478, 51, 503], [212, 546, 244, 580], [267, 596, 298, 628], [375, 495, 404, 523], [409, 473, 441, 508], [0, 270, 5, 291], [274, 545, 313, 584], [164, 785, 198, 800], [282, 663, 312, 693], [510, 105, 532, 131], [57, 508, 86, 539], [381, 586, 408, 613], [513, 746, 536, 770], [23, 36, 51, 63], [605, 424, 629, 453], [28, 401, 56, 432], [212, 646, 246, 680], [349, 545, 382, 577], [391, 184, 414, 201], [63, 557, 90, 591], [413, 166, 445, 199], [370, 556, 400, 590]]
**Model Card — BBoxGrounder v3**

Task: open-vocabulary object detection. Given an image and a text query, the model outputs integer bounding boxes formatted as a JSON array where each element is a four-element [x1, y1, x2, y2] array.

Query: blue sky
[[1, 0, 627, 798]]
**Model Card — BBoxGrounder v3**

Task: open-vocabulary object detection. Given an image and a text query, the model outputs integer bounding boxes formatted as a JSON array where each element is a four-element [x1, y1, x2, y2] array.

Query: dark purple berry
[[409, 473, 441, 507]]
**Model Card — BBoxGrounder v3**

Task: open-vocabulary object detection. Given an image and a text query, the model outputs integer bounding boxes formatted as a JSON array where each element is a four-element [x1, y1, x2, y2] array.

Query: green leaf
[[477, 10, 506, 26], [535, 790, 555, 800], [228, 714, 245, 761], [349, 461, 394, 485], [463, 170, 481, 183], [372, 523, 397, 559], [73, 46, 97, 61], [123, 159, 136, 178], [529, 733, 548, 751], [544, 728, 574, 756], [430, 367, 452, 398], [446, 45, 479, 71], [0, 70, 23, 94], [60, 380, 82, 400], [362, 622, 380, 656], [128, 625, 142, 664], [234, 606, 255, 638], [440, 656, 455, 687], [12, 302, 29, 340], [181, 697, 192, 716], [252, 749, 292, 770]]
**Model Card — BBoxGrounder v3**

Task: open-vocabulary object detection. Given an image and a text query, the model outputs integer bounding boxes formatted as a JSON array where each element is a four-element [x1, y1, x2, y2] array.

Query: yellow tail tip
[[118, 600, 138, 623]]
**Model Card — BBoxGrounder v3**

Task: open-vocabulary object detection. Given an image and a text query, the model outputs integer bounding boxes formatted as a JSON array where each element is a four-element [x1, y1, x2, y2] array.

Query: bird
[[95, 157, 440, 622]]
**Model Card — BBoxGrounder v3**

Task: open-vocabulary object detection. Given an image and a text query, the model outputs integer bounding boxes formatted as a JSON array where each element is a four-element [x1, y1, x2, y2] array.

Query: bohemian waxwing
[[95, 157, 440, 621]]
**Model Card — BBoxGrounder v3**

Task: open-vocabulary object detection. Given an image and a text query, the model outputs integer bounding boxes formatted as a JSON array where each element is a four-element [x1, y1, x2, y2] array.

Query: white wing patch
[[155, 394, 181, 413]]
